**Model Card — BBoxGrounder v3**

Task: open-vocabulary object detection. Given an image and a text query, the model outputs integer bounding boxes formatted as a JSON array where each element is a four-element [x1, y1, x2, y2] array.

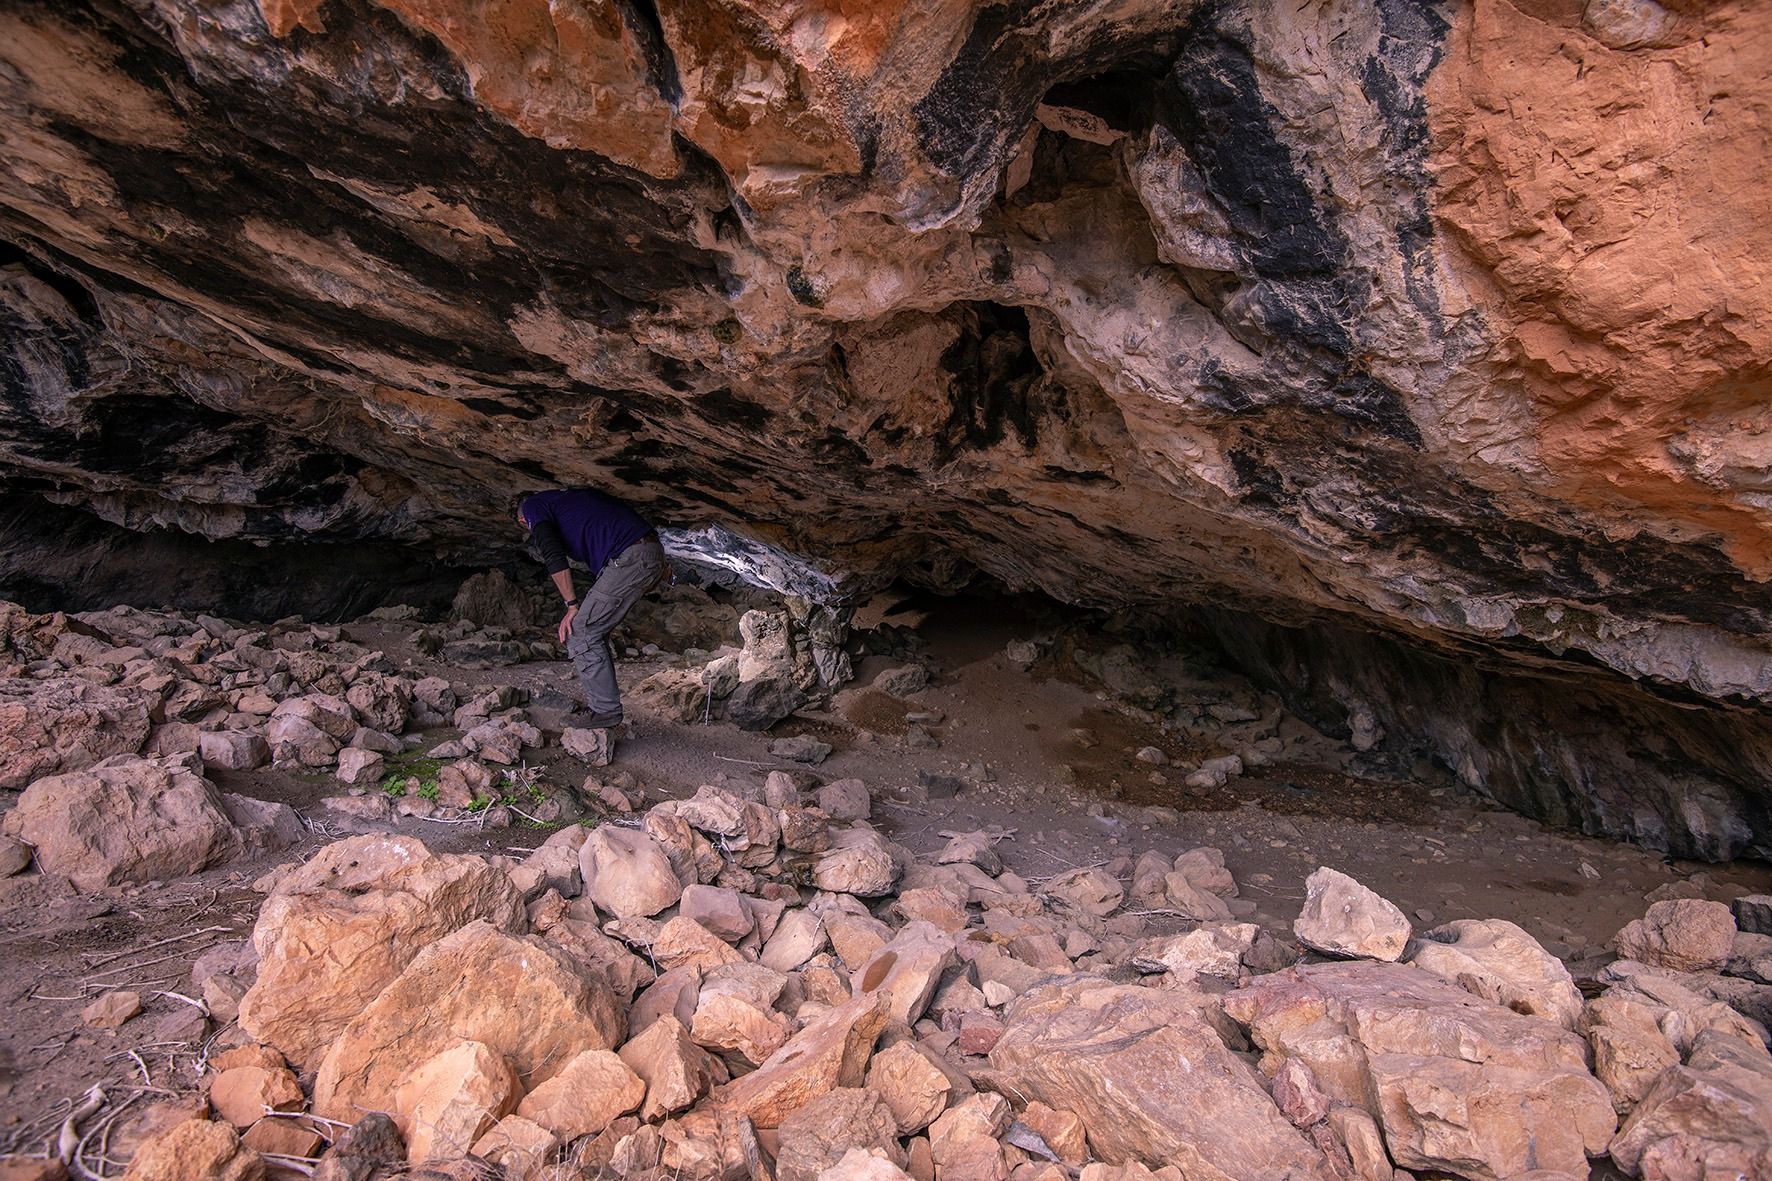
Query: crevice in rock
[[0, 494, 469, 621], [614, 0, 683, 107]]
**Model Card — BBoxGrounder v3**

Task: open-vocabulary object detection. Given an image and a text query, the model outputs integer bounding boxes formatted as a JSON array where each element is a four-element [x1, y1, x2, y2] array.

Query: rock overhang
[[2, 0, 1771, 853]]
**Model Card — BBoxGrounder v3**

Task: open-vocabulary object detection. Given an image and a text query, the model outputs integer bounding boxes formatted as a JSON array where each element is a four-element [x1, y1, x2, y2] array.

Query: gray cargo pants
[[566, 537, 665, 724]]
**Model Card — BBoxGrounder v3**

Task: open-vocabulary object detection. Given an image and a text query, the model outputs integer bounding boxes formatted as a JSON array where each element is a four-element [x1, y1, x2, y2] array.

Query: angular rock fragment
[[814, 828, 900, 896], [1293, 868, 1410, 961], [865, 1041, 971, 1134], [579, 825, 684, 918], [775, 1088, 903, 1181], [117, 1119, 262, 1181], [711, 992, 889, 1128], [1044, 867, 1124, 917], [514, 1048, 644, 1138], [619, 1014, 728, 1120], [1607, 1028, 1772, 1179], [391, 1039, 518, 1163], [1581, 995, 1683, 1113], [854, 921, 957, 1024]]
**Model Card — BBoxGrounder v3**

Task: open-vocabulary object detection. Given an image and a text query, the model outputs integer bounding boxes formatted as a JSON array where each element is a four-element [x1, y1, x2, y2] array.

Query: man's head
[[512, 492, 532, 532]]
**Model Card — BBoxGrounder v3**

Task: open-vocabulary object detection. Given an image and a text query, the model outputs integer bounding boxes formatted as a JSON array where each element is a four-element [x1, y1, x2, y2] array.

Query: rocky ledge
[[1, 0, 1770, 856]]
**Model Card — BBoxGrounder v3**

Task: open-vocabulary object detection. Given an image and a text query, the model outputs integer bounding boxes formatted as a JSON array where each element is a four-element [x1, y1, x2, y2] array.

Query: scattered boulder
[[209, 1064, 304, 1129], [775, 1088, 903, 1181], [0, 678, 152, 789], [681, 884, 755, 942], [854, 922, 957, 1024], [0, 835, 30, 877], [1293, 868, 1411, 962], [1130, 924, 1259, 983], [1581, 994, 1683, 1113], [198, 731, 269, 772], [470, 1116, 560, 1180], [563, 726, 615, 766], [1607, 1028, 1772, 1179], [874, 665, 930, 697], [1734, 895, 1772, 937], [83, 989, 141, 1029], [3, 754, 245, 891], [620, 1015, 728, 1120], [711, 992, 890, 1128], [312, 1112, 404, 1181], [814, 828, 900, 897], [1045, 867, 1124, 917], [1615, 899, 1738, 973], [865, 1041, 971, 1134], [334, 747, 383, 786], [771, 735, 832, 765]]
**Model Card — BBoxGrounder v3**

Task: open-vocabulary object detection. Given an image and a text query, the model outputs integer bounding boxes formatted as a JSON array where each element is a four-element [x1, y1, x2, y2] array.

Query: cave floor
[[2, 606, 1769, 1161]]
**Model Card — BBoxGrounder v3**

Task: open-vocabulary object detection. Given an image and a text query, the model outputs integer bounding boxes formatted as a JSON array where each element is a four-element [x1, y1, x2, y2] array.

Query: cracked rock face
[[1, 0, 1769, 855]]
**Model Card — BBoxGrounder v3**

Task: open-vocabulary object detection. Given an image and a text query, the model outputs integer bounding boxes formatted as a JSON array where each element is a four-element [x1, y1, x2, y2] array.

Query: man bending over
[[517, 488, 665, 730]]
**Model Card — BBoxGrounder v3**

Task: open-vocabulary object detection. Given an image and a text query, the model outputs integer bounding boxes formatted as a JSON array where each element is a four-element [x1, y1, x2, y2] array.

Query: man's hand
[[557, 605, 577, 645]]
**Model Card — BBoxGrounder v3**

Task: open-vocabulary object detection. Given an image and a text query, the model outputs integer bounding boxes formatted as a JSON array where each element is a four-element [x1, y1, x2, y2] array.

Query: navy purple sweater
[[520, 488, 653, 578]]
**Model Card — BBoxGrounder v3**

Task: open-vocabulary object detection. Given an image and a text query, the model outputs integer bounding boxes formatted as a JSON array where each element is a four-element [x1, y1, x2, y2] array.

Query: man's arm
[[531, 518, 571, 578], [530, 517, 580, 643]]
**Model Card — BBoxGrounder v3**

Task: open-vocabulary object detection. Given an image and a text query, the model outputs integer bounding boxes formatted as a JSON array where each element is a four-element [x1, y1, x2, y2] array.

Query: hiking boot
[[565, 708, 624, 730]]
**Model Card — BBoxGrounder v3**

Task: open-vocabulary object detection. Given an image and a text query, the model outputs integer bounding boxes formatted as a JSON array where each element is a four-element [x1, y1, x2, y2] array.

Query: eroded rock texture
[[1, 0, 1768, 854]]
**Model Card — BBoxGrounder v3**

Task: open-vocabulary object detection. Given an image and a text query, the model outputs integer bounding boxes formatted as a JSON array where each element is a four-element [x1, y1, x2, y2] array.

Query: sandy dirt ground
[[2, 593, 1767, 1168]]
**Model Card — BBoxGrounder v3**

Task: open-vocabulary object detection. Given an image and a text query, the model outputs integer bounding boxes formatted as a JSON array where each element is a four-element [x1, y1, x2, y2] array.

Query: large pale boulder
[[579, 825, 684, 918], [2, 753, 241, 891], [1615, 900, 1738, 973], [1581, 995, 1682, 1114], [314, 921, 624, 1122], [1224, 961, 1616, 1181], [1293, 868, 1411, 961], [865, 1041, 971, 1134], [989, 977, 1332, 1178], [239, 835, 526, 1067], [0, 678, 151, 789], [1409, 918, 1584, 1029]]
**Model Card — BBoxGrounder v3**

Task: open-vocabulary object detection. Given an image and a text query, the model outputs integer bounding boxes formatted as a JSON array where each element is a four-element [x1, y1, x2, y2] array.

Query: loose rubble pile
[[0, 589, 844, 894], [10, 768, 1761, 1181]]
